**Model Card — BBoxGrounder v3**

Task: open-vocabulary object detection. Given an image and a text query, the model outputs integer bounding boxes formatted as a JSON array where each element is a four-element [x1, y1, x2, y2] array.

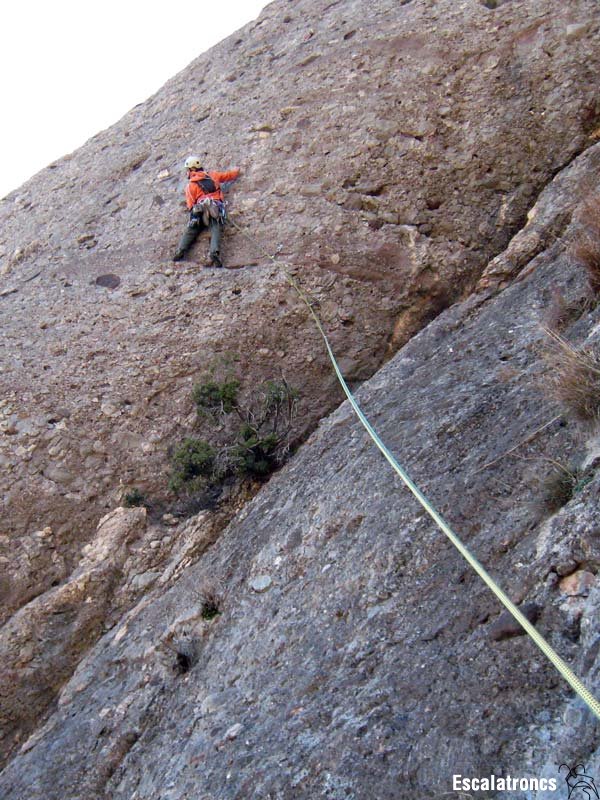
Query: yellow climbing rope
[[229, 218, 600, 720]]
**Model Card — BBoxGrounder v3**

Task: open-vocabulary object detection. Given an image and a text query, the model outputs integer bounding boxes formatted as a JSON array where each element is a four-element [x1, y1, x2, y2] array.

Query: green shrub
[[168, 374, 299, 495], [192, 378, 240, 415], [123, 488, 146, 508], [232, 428, 280, 477], [169, 438, 217, 494], [262, 379, 297, 409], [200, 588, 221, 620]]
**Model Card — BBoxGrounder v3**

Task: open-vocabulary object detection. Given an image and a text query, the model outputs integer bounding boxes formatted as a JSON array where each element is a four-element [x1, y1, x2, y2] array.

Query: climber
[[173, 157, 240, 268]]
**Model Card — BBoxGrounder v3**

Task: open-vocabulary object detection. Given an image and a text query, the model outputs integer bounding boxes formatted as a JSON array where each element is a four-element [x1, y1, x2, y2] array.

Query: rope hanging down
[[228, 218, 600, 720]]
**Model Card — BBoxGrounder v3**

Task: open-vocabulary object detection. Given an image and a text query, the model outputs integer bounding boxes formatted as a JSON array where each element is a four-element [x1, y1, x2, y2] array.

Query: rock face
[[2, 0, 600, 797], [4, 138, 600, 799], [2, 0, 599, 546]]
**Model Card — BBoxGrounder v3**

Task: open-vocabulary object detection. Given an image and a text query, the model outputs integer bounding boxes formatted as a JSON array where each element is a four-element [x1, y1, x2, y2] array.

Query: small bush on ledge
[[199, 585, 222, 621], [233, 427, 280, 477], [123, 488, 146, 508], [168, 438, 217, 494], [168, 373, 299, 495], [193, 378, 240, 416]]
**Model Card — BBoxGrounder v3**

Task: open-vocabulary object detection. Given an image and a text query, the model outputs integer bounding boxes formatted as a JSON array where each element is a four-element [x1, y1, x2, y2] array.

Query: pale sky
[[0, 0, 268, 199]]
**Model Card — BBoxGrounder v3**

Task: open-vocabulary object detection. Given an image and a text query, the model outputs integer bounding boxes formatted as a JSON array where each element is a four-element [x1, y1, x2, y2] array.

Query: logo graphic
[[559, 764, 599, 800]]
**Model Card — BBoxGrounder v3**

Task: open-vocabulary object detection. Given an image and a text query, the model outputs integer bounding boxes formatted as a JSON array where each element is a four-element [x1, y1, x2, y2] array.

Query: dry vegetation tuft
[[572, 195, 600, 296], [544, 288, 586, 332], [197, 582, 223, 621], [543, 328, 600, 423], [537, 460, 593, 514], [540, 464, 578, 513]]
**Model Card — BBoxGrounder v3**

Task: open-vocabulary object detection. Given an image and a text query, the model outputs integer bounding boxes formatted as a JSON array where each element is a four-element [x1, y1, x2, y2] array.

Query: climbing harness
[[228, 216, 600, 720], [190, 199, 227, 227]]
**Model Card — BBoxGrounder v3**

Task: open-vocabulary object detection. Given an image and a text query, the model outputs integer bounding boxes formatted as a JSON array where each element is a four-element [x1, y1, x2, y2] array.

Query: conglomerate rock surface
[[1, 0, 600, 796], [1, 0, 599, 548], [3, 135, 600, 800]]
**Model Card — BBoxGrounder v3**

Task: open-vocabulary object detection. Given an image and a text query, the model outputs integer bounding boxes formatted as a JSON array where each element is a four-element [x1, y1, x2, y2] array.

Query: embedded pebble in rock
[[95, 273, 121, 289], [200, 694, 222, 715], [130, 571, 161, 591], [250, 574, 272, 593], [559, 570, 596, 597], [224, 723, 244, 741]]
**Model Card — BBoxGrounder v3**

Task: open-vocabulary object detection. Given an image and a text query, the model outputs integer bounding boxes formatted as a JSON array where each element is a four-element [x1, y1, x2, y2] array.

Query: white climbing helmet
[[184, 156, 203, 170]]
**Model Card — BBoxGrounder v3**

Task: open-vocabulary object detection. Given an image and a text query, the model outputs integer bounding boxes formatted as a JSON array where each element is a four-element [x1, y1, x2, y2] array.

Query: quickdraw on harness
[[228, 216, 600, 721], [189, 198, 227, 228]]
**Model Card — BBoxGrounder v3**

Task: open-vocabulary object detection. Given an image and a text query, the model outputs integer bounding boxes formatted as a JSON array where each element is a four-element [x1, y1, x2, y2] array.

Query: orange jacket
[[185, 168, 240, 209]]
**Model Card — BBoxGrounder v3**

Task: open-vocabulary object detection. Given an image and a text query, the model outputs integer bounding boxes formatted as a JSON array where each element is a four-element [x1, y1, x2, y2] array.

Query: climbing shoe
[[173, 250, 185, 262], [209, 251, 223, 268]]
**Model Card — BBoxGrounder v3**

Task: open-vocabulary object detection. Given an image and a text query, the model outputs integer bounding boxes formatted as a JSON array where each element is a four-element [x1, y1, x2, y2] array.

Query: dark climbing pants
[[177, 217, 223, 257]]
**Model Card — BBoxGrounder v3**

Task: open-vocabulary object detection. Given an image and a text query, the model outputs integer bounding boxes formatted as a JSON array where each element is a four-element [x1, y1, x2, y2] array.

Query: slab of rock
[[2, 0, 600, 797], [3, 139, 600, 799]]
